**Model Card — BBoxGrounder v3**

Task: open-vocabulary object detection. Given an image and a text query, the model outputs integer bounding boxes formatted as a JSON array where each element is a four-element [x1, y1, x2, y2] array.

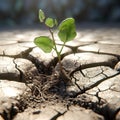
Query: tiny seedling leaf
[[58, 18, 76, 43], [45, 18, 58, 28], [45, 18, 54, 28], [34, 36, 54, 53], [39, 9, 45, 22], [54, 19, 58, 26]]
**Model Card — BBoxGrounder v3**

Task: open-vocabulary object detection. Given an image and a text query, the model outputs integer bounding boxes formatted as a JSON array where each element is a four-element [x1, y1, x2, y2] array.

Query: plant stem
[[49, 28, 59, 55], [49, 28, 71, 84], [48, 28, 63, 73]]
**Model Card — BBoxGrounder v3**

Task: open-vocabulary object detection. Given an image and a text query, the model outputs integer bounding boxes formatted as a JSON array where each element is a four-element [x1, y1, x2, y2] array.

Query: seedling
[[34, 9, 77, 83]]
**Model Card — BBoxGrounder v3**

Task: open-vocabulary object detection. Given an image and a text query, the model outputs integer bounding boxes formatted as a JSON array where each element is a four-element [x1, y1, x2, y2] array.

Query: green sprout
[[34, 9, 77, 83]]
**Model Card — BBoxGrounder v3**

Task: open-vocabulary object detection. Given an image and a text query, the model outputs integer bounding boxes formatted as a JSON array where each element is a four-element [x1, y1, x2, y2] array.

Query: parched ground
[[0, 23, 120, 120]]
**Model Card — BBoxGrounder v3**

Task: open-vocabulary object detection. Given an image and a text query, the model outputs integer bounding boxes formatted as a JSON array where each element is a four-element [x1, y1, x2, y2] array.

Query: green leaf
[[34, 36, 54, 53], [39, 9, 45, 22], [54, 19, 58, 26], [58, 18, 76, 43], [45, 18, 55, 28], [45, 18, 58, 28]]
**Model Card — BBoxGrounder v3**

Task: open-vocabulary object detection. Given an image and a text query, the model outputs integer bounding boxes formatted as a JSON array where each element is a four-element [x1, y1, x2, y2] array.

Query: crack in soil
[[13, 59, 23, 81], [50, 111, 67, 120], [0, 47, 35, 59], [1, 45, 120, 120]]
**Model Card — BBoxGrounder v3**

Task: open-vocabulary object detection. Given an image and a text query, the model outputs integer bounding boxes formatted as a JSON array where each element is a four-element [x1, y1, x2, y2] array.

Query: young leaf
[[54, 19, 58, 26], [34, 36, 54, 53], [39, 9, 45, 22], [45, 18, 58, 28], [45, 18, 55, 28], [58, 18, 76, 43]]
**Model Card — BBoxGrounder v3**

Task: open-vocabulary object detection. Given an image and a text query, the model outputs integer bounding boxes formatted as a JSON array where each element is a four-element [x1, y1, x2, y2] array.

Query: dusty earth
[[0, 23, 120, 120]]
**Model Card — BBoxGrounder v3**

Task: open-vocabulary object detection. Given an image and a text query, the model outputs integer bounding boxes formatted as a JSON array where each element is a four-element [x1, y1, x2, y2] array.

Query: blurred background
[[0, 0, 120, 26]]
